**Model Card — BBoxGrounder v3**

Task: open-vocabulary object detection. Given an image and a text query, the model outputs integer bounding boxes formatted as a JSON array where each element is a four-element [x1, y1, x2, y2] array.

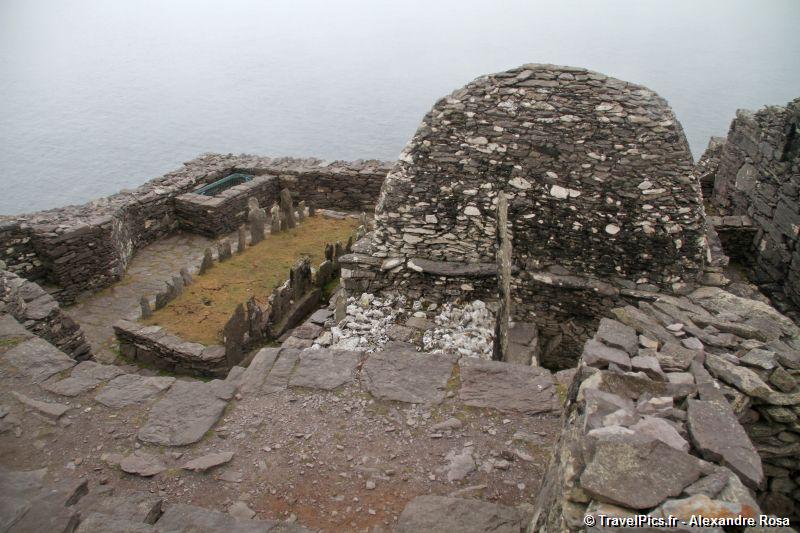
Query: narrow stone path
[[65, 232, 215, 362]]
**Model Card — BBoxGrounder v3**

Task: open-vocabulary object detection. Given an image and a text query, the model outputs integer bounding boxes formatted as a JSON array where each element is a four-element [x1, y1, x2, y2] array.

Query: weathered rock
[[94, 374, 175, 408], [769, 366, 797, 393], [686, 399, 763, 489], [11, 391, 70, 419], [444, 448, 475, 482], [656, 343, 697, 372], [229, 501, 256, 520], [77, 490, 162, 524], [199, 248, 214, 274], [583, 388, 636, 431], [395, 495, 521, 533], [75, 513, 153, 533], [629, 415, 689, 451], [288, 349, 361, 390], [2, 337, 76, 383], [583, 339, 631, 370], [238, 347, 280, 395], [42, 361, 125, 396], [740, 348, 778, 370], [596, 318, 638, 355], [237, 225, 247, 253], [280, 188, 296, 229], [580, 435, 705, 509], [458, 358, 559, 414], [140, 296, 152, 319], [363, 350, 457, 404], [630, 355, 665, 380], [155, 502, 279, 532], [120, 453, 166, 477], [182, 451, 235, 472], [137, 380, 233, 446]]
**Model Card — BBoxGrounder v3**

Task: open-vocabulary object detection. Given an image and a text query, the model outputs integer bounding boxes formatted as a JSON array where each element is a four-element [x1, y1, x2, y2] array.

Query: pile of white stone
[[317, 293, 495, 360], [422, 300, 495, 359]]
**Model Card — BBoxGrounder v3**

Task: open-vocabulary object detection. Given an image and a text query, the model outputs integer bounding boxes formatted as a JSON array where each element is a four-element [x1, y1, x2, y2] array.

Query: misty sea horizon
[[1, 0, 799, 215]]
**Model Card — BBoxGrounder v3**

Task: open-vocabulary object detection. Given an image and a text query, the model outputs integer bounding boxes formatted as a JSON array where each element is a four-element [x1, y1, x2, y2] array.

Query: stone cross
[[270, 203, 281, 234], [280, 188, 296, 229], [199, 248, 214, 274], [492, 191, 512, 362], [297, 200, 306, 222], [248, 199, 266, 244], [237, 225, 247, 254], [140, 296, 152, 319]]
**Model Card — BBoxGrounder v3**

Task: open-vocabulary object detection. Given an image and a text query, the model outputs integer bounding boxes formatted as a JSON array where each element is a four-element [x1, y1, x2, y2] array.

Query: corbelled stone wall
[[710, 98, 800, 315], [0, 270, 91, 360], [530, 286, 800, 530], [346, 64, 706, 366], [0, 154, 390, 304]]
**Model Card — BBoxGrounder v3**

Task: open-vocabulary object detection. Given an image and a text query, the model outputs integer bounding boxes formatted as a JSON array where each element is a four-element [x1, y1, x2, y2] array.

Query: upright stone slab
[[199, 248, 214, 274], [247, 198, 266, 244], [297, 200, 306, 222], [180, 267, 192, 286], [139, 296, 152, 319], [217, 240, 232, 262], [237, 225, 247, 253], [280, 188, 296, 229], [270, 202, 281, 234], [308, 203, 316, 216], [223, 303, 247, 367], [494, 191, 511, 362]]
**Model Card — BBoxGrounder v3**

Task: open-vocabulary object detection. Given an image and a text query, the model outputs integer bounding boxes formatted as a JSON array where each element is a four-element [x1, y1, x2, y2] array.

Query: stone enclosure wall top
[[371, 63, 706, 290], [0, 154, 390, 304]]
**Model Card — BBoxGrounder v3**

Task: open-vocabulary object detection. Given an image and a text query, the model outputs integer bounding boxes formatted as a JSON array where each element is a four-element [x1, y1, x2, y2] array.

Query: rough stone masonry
[[343, 63, 706, 366]]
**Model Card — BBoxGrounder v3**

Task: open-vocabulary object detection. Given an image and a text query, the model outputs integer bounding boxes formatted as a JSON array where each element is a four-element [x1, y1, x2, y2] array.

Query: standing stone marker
[[270, 203, 281, 234], [237, 225, 247, 254], [280, 188, 296, 229], [140, 296, 152, 319], [334, 287, 347, 324], [308, 203, 316, 216], [217, 240, 232, 262], [298, 200, 306, 222], [180, 267, 192, 286], [223, 303, 247, 367], [493, 191, 511, 362], [248, 198, 266, 244], [199, 248, 214, 274]]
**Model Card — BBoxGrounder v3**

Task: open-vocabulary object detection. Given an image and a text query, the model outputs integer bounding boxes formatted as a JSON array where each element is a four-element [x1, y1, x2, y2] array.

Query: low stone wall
[[175, 175, 281, 236], [113, 320, 226, 378], [710, 97, 800, 315], [529, 285, 800, 530], [0, 270, 91, 360], [0, 154, 389, 304]]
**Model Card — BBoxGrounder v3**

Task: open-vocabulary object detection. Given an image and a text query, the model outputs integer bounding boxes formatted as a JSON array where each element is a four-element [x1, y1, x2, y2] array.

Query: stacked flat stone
[[0, 270, 91, 360], [529, 285, 800, 529], [708, 97, 800, 315], [0, 154, 390, 305]]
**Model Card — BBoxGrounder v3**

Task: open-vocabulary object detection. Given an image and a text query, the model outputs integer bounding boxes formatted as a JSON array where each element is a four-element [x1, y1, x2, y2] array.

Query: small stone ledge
[[113, 320, 227, 378], [407, 258, 497, 277], [525, 269, 619, 297]]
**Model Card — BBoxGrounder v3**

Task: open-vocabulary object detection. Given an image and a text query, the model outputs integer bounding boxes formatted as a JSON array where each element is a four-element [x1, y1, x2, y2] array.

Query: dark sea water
[[1, 0, 799, 215]]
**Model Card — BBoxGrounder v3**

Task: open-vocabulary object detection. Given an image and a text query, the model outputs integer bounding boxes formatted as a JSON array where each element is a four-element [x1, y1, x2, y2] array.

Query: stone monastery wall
[[0, 155, 390, 304], [710, 98, 800, 314]]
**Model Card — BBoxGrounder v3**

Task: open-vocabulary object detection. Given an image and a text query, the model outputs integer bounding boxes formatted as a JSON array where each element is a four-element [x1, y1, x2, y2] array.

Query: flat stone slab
[[120, 452, 166, 477], [580, 435, 705, 509], [2, 337, 76, 383], [363, 350, 457, 404], [76, 512, 153, 533], [261, 349, 300, 394], [395, 495, 522, 533], [155, 503, 277, 532], [137, 380, 233, 446], [288, 349, 361, 391], [11, 391, 70, 419], [95, 374, 175, 408], [458, 358, 559, 414], [687, 399, 763, 489], [77, 490, 162, 524], [182, 451, 235, 472], [42, 361, 125, 397], [0, 314, 32, 340], [238, 348, 279, 395]]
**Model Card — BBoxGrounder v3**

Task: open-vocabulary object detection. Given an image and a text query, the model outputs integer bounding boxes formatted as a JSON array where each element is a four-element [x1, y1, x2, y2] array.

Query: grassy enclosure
[[143, 216, 358, 345]]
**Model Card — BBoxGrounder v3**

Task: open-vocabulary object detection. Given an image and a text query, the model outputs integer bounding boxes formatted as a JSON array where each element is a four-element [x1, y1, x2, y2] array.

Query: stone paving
[[65, 231, 216, 362]]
